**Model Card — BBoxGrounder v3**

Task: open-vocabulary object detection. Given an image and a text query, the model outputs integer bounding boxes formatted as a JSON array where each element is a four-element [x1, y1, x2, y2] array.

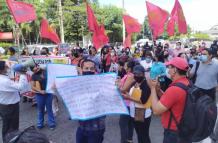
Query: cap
[[165, 57, 188, 71], [0, 61, 5, 71], [133, 65, 145, 74]]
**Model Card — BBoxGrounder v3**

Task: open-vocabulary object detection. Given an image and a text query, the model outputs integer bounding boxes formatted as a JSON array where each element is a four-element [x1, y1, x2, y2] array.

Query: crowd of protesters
[[0, 39, 218, 143]]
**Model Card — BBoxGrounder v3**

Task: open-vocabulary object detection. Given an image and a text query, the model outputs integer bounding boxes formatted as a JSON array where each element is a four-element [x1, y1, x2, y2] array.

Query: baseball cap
[[165, 57, 189, 71], [133, 65, 145, 74]]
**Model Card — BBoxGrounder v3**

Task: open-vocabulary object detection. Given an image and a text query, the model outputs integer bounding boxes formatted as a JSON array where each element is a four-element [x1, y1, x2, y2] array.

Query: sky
[[99, 0, 218, 31]]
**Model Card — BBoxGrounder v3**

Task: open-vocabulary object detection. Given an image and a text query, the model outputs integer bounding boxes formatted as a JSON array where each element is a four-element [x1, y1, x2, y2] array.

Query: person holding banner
[[0, 61, 28, 142], [122, 65, 152, 143], [31, 65, 56, 130], [76, 59, 105, 143]]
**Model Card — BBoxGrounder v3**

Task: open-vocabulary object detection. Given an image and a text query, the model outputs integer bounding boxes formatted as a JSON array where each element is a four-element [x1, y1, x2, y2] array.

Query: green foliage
[[192, 32, 211, 40], [0, 0, 124, 44], [0, 42, 13, 48]]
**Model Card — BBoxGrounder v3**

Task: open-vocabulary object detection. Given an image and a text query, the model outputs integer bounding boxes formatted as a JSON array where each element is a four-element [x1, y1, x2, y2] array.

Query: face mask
[[89, 50, 92, 55], [166, 68, 171, 79], [145, 58, 152, 63], [73, 53, 79, 58], [134, 76, 144, 83], [82, 71, 95, 75], [200, 55, 208, 62], [176, 46, 181, 50]]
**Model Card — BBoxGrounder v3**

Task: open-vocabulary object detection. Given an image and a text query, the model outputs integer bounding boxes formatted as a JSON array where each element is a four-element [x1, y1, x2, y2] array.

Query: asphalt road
[[0, 97, 212, 143]]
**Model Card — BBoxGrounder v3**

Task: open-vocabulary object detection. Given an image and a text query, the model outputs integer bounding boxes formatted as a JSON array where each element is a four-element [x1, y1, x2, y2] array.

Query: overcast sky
[[99, 0, 218, 31]]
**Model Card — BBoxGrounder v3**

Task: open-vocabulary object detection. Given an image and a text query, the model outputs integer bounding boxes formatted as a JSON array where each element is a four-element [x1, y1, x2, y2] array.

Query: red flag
[[123, 34, 132, 48], [167, 18, 175, 36], [146, 1, 169, 39], [86, 2, 98, 32], [86, 3, 109, 49], [92, 25, 109, 49], [40, 19, 61, 44], [167, 0, 187, 35], [123, 15, 141, 34], [6, 0, 37, 24]]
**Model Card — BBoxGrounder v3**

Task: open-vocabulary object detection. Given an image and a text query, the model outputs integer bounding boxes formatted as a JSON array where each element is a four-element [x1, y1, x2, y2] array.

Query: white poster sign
[[46, 64, 78, 93], [55, 73, 128, 120]]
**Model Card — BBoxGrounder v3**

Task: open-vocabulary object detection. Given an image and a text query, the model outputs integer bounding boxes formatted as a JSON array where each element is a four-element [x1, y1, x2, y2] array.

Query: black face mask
[[89, 50, 92, 55], [73, 53, 79, 58], [134, 76, 144, 83], [82, 71, 95, 75]]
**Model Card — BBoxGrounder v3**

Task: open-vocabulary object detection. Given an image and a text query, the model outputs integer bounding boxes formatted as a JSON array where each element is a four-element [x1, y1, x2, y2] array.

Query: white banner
[[56, 73, 128, 120], [19, 56, 70, 65], [46, 64, 78, 93]]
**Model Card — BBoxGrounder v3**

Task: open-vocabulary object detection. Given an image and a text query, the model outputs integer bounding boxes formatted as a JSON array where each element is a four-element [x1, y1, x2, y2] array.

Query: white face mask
[[176, 46, 181, 49], [166, 68, 171, 79]]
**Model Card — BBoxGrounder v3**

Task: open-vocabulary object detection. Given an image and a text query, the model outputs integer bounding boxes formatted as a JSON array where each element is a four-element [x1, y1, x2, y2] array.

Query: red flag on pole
[[123, 15, 141, 34], [167, 18, 175, 36], [6, 0, 37, 24], [86, 3, 109, 49], [123, 34, 132, 48], [167, 0, 187, 35], [146, 1, 169, 39], [40, 18, 61, 44], [86, 2, 98, 32], [92, 25, 109, 49]]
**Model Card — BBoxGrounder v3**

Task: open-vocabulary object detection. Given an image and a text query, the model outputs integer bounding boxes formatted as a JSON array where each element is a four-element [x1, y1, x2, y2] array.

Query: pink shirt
[[120, 72, 134, 106]]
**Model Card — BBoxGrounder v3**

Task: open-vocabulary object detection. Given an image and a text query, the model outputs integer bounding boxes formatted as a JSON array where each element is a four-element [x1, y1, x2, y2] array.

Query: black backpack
[[168, 82, 217, 142]]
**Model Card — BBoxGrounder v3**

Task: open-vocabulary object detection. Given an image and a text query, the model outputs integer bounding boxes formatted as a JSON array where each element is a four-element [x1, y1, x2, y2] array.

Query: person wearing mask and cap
[[122, 65, 152, 143], [0, 61, 29, 142], [148, 57, 190, 143]]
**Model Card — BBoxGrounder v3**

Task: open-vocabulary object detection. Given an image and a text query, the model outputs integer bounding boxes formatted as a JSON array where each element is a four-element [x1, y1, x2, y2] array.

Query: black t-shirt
[[32, 70, 47, 90]]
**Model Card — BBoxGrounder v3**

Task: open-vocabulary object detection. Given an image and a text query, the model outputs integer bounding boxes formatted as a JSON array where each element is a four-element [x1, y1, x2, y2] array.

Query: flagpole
[[122, 0, 125, 45], [58, 0, 65, 43]]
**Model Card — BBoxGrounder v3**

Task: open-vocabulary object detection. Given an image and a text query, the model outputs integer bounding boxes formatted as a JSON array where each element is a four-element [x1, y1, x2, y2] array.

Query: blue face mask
[[145, 58, 152, 63], [200, 55, 208, 62]]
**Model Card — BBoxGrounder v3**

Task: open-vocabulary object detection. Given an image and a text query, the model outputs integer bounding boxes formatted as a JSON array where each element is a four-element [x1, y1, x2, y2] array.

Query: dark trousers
[[134, 117, 151, 143], [119, 114, 134, 143], [0, 102, 19, 142], [76, 127, 105, 143], [163, 129, 192, 143], [199, 87, 216, 101]]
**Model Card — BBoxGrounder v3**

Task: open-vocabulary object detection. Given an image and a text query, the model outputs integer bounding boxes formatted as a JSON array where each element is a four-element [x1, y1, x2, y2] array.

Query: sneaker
[[49, 125, 56, 130], [37, 125, 44, 129]]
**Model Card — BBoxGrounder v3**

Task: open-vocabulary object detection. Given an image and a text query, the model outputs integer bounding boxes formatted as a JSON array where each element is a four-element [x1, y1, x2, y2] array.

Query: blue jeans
[[76, 127, 105, 143], [36, 93, 55, 127]]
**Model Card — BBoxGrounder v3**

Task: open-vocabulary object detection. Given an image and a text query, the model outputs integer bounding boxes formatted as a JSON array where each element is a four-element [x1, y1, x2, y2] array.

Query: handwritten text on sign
[[56, 73, 128, 120], [19, 56, 70, 65], [46, 64, 78, 93]]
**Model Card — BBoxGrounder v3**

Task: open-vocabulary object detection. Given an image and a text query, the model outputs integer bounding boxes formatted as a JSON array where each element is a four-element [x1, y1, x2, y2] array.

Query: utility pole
[[58, 0, 65, 43], [122, 0, 125, 44]]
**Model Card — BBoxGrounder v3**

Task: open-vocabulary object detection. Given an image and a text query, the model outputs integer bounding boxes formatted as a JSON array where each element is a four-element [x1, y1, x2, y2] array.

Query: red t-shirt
[[160, 77, 189, 131]]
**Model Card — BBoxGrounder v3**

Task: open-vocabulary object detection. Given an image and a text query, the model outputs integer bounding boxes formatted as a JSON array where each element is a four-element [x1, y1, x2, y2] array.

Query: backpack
[[168, 82, 217, 142]]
